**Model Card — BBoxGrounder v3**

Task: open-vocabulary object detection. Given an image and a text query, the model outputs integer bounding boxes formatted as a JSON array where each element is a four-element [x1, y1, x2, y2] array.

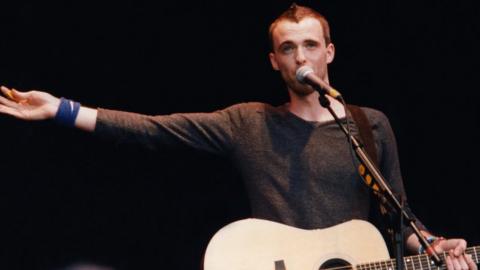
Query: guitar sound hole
[[319, 258, 350, 270]]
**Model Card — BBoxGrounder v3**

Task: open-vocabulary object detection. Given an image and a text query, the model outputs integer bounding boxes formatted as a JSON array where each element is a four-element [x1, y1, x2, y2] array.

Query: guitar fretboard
[[356, 246, 480, 270]]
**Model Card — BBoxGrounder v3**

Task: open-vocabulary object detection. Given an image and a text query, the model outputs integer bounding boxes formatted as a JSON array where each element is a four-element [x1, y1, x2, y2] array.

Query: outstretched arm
[[1, 85, 235, 154], [0, 86, 97, 132]]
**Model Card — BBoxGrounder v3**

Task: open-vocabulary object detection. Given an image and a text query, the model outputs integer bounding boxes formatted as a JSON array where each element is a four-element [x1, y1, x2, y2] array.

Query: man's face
[[269, 17, 335, 97]]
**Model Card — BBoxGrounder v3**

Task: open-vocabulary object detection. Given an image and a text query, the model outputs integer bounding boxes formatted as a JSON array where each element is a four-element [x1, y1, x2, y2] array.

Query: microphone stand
[[317, 93, 443, 268]]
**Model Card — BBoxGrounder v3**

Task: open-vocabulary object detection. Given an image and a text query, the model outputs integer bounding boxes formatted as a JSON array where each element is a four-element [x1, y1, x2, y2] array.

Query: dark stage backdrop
[[0, 1, 478, 269]]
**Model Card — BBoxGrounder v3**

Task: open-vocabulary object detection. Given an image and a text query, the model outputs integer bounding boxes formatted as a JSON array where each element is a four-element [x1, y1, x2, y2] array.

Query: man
[[0, 4, 476, 270]]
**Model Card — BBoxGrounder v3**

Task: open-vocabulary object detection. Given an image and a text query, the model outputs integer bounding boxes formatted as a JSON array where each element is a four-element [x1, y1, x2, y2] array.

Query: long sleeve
[[94, 107, 235, 156]]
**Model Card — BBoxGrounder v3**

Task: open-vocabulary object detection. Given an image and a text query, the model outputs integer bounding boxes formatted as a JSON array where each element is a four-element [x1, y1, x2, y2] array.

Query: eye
[[280, 44, 295, 54], [305, 41, 318, 49]]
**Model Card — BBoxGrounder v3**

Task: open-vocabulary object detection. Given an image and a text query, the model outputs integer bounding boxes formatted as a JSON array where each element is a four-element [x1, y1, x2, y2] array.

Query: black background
[[0, 1, 479, 269]]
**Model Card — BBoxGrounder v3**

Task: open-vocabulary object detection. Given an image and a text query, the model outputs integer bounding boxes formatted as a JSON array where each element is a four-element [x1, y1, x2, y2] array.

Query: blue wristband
[[418, 236, 437, 254], [54, 97, 81, 127]]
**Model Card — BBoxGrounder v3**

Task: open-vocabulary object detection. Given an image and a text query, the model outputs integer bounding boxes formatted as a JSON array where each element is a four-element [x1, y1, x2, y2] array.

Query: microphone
[[295, 66, 342, 100]]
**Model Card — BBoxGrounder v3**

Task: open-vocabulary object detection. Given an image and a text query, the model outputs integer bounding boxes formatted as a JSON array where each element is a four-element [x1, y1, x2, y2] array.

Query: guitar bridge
[[275, 260, 286, 270]]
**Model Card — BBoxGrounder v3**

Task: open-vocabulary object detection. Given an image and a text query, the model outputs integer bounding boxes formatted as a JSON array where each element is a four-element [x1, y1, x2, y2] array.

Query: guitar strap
[[346, 104, 396, 253], [346, 105, 378, 164]]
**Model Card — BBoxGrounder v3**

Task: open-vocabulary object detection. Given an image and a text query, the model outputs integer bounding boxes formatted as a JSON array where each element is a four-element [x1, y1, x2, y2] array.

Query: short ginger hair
[[269, 3, 332, 51]]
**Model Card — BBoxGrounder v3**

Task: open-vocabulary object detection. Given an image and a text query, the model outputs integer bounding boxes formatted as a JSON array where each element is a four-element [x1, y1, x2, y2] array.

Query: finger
[[454, 240, 467, 256], [0, 104, 24, 119], [1, 86, 29, 103], [0, 95, 21, 108], [451, 250, 463, 270], [453, 258, 463, 270], [458, 255, 470, 270], [1, 86, 14, 99], [11, 88, 29, 102], [446, 255, 455, 270], [465, 254, 477, 270]]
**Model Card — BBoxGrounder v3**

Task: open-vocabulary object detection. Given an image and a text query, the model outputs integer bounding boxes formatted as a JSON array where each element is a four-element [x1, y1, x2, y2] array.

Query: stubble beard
[[287, 79, 315, 97]]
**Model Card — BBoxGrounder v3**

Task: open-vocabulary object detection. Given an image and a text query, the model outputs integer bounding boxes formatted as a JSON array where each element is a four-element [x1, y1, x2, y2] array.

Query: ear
[[326, 43, 335, 64], [269, 52, 280, 70]]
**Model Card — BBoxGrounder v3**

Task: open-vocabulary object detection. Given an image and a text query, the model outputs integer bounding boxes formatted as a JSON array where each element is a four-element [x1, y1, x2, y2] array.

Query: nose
[[295, 47, 307, 65]]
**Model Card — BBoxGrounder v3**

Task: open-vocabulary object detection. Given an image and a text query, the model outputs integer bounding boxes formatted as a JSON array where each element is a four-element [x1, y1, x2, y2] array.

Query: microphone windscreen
[[295, 66, 314, 83]]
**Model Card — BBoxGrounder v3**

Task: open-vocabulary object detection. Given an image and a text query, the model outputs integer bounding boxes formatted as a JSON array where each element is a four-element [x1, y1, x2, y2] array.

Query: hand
[[0, 86, 60, 120], [434, 238, 478, 270]]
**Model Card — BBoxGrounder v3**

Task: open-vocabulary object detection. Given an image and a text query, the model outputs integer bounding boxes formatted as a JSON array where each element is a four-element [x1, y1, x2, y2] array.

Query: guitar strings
[[321, 247, 479, 270]]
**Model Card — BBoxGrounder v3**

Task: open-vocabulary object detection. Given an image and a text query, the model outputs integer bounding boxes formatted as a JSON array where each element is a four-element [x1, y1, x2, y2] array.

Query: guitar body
[[204, 219, 390, 270]]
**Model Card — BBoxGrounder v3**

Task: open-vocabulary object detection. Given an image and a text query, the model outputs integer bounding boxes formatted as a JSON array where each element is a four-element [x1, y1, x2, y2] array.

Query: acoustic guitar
[[204, 219, 479, 270]]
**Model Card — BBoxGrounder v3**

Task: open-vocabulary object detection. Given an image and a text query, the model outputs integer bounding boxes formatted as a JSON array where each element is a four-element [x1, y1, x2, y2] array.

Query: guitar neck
[[357, 246, 480, 270]]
